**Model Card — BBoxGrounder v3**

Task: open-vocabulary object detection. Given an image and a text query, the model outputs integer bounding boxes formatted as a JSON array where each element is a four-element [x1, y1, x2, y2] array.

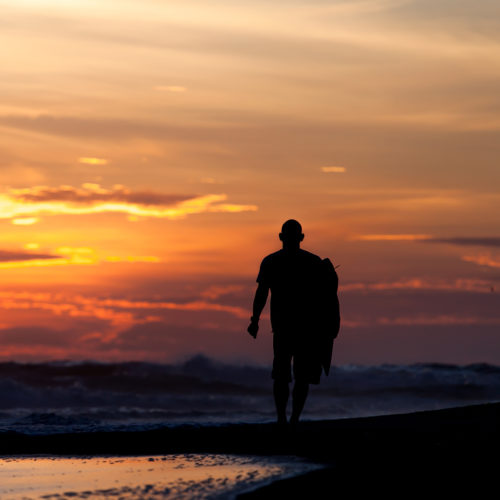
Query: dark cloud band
[[0, 250, 58, 262], [10, 185, 194, 207], [426, 237, 500, 247]]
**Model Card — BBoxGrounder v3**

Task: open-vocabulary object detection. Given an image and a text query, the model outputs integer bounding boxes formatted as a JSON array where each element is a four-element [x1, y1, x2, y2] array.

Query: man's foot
[[277, 416, 288, 427], [289, 415, 300, 432]]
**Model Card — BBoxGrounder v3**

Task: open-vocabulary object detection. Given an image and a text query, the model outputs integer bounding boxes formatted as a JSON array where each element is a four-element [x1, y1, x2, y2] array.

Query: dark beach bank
[[2, 402, 500, 497]]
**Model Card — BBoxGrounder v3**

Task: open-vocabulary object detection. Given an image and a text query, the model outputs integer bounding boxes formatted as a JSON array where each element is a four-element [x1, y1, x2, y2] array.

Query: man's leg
[[273, 380, 289, 425], [272, 333, 292, 425], [290, 381, 309, 425]]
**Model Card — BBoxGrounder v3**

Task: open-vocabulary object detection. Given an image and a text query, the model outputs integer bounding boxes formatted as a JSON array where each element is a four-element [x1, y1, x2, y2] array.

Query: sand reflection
[[0, 454, 315, 499]]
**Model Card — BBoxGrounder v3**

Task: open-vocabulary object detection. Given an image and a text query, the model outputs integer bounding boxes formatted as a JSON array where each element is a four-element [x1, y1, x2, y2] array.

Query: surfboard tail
[[320, 258, 341, 376]]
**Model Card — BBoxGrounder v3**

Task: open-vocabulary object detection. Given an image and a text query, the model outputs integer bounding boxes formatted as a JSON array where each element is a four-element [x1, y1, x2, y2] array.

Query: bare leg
[[290, 381, 309, 425], [273, 380, 289, 425]]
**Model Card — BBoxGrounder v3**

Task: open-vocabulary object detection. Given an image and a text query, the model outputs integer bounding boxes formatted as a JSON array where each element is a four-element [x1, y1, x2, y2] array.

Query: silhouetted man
[[248, 219, 327, 426]]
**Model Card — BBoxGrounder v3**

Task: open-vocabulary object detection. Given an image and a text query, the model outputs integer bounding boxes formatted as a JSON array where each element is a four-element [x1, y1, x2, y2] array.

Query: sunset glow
[[1, 0, 499, 365]]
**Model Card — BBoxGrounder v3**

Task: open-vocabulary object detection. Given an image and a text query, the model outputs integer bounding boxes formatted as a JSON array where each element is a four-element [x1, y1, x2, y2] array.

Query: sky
[[0, 0, 499, 365]]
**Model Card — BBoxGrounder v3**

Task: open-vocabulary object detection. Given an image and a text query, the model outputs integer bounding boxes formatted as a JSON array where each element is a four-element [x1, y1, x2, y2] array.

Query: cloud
[[0, 250, 58, 263], [78, 157, 108, 165], [427, 237, 500, 247], [321, 166, 346, 173], [0, 247, 162, 269], [342, 278, 494, 293], [201, 285, 245, 300], [376, 315, 500, 327], [0, 291, 248, 326], [0, 183, 258, 221], [11, 217, 39, 225], [10, 183, 191, 206], [154, 85, 187, 92], [94, 298, 248, 319], [354, 234, 431, 241], [353, 234, 500, 246], [0, 247, 99, 270], [462, 254, 500, 269], [0, 113, 224, 142], [0, 257, 95, 270]]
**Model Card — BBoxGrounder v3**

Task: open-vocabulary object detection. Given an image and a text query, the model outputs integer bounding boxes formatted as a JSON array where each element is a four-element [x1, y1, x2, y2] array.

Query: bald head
[[279, 219, 304, 248]]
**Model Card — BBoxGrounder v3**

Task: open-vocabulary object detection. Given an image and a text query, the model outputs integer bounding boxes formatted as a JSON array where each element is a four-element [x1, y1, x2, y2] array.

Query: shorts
[[272, 332, 322, 385]]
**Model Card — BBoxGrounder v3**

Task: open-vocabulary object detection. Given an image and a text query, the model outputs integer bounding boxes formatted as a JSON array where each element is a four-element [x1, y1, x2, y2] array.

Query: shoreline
[[2, 402, 500, 496], [2, 401, 499, 456]]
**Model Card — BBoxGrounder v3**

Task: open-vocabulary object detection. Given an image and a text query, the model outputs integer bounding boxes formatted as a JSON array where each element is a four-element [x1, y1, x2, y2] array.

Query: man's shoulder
[[298, 249, 323, 266], [261, 250, 284, 264], [262, 249, 322, 262], [299, 249, 321, 260]]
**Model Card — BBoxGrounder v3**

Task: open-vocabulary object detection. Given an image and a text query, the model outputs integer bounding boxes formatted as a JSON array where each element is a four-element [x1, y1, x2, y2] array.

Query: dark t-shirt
[[257, 248, 323, 333]]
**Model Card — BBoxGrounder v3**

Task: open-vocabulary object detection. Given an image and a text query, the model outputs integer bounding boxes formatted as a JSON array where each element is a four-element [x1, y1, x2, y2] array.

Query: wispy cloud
[[0, 247, 161, 269], [201, 284, 245, 300], [154, 85, 187, 92], [78, 157, 108, 165], [0, 183, 257, 221], [0, 247, 97, 269], [354, 234, 431, 241], [11, 217, 39, 225], [355, 235, 500, 247], [321, 166, 346, 173], [428, 237, 500, 247], [10, 184, 191, 205], [0, 114, 230, 142], [0, 250, 58, 263], [376, 315, 500, 326], [462, 254, 500, 269], [0, 291, 249, 329], [342, 278, 494, 293]]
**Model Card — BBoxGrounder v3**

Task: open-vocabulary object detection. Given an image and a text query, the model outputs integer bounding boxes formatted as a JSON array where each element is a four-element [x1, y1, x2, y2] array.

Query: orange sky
[[1, 0, 499, 364]]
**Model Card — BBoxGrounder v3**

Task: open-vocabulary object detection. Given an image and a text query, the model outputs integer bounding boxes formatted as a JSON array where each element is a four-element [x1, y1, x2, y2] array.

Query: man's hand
[[247, 317, 259, 338]]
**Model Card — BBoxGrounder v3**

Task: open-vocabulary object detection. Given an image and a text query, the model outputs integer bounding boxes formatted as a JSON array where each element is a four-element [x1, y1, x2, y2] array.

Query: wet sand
[[1, 402, 500, 498], [0, 454, 317, 499]]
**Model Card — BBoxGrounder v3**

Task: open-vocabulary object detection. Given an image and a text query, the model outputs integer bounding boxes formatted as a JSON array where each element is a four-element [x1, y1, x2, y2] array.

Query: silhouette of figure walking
[[248, 220, 340, 426]]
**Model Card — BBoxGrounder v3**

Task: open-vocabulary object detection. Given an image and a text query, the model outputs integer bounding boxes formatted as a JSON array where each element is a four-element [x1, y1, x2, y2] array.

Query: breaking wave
[[1, 355, 499, 434]]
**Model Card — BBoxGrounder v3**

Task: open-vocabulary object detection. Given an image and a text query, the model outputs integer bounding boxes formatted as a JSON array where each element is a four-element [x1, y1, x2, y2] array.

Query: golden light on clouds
[[0, 246, 161, 269], [0, 184, 258, 221], [0, 291, 248, 327], [0, 260, 56, 270], [0, 247, 99, 269], [78, 157, 109, 166], [321, 166, 346, 173], [11, 218, 39, 225], [462, 254, 500, 269]]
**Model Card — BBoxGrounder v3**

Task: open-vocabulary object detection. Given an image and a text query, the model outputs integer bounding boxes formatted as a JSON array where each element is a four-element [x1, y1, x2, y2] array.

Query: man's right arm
[[248, 282, 269, 338]]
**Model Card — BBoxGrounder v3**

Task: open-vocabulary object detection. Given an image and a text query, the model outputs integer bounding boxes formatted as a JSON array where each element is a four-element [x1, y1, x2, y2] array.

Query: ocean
[[1, 355, 499, 435]]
